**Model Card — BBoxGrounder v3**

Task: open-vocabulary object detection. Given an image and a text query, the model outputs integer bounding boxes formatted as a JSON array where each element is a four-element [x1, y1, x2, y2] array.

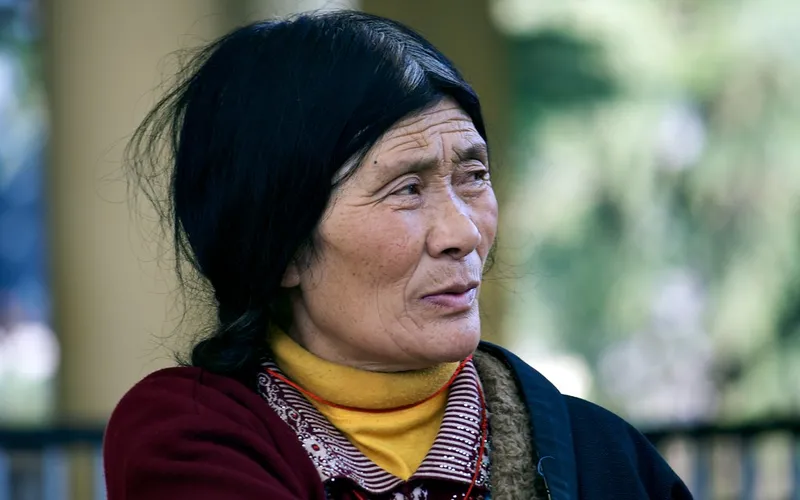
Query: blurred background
[[0, 0, 798, 498]]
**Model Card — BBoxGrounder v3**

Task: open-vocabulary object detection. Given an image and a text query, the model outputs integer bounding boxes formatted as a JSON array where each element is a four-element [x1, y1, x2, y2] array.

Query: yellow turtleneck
[[269, 330, 458, 480]]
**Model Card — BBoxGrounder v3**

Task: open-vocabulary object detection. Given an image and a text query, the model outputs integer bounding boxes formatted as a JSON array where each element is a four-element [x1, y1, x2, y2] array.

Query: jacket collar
[[478, 342, 579, 500]]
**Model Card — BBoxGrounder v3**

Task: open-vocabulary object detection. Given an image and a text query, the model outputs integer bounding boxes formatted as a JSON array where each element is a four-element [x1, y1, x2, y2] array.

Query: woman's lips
[[422, 287, 478, 312]]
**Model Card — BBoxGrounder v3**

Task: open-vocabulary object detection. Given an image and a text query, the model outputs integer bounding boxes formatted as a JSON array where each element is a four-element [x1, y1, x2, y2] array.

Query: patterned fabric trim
[[256, 359, 491, 495]]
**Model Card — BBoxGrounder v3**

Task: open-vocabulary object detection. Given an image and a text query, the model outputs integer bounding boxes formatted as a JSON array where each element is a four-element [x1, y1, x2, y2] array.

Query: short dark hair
[[127, 10, 488, 379]]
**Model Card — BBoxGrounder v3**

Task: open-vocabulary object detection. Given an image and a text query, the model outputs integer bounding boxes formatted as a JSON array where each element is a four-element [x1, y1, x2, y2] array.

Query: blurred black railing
[[0, 426, 104, 500], [0, 419, 798, 499], [644, 418, 800, 500]]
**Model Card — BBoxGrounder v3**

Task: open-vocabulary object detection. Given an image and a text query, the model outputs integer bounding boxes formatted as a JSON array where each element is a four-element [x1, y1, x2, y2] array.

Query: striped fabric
[[256, 359, 491, 496]]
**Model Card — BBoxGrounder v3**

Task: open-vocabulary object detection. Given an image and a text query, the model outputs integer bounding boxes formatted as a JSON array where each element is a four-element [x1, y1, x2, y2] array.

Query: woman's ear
[[281, 261, 301, 288]]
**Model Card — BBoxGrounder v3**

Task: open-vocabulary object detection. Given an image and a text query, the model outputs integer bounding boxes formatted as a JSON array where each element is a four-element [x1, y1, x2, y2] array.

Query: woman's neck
[[269, 328, 459, 410], [286, 322, 444, 373]]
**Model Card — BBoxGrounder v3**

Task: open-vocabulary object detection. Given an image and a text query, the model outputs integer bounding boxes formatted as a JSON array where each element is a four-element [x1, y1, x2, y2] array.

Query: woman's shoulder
[[103, 367, 324, 499], [104, 366, 272, 467], [104, 367, 270, 444], [104, 365, 303, 456], [477, 342, 692, 499], [108, 367, 263, 423], [561, 395, 692, 499]]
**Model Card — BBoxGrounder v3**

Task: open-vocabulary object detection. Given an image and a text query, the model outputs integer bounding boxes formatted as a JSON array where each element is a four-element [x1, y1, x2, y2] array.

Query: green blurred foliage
[[495, 0, 800, 423]]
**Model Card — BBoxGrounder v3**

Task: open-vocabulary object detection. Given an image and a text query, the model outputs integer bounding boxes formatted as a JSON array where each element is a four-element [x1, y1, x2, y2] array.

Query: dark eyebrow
[[451, 142, 489, 165]]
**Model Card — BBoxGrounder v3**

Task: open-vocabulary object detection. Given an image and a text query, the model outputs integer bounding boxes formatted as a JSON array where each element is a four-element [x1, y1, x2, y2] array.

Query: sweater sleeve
[[103, 368, 325, 500]]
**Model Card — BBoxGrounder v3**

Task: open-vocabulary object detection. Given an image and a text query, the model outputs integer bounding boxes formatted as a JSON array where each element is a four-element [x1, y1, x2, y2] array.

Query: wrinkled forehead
[[376, 99, 478, 149], [334, 99, 484, 183]]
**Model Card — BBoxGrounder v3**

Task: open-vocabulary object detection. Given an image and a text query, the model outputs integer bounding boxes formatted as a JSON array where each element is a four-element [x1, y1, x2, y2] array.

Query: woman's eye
[[472, 170, 491, 183], [393, 182, 422, 196]]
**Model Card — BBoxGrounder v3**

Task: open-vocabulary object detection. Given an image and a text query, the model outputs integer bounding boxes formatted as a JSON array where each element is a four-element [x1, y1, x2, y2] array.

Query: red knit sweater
[[103, 367, 327, 499]]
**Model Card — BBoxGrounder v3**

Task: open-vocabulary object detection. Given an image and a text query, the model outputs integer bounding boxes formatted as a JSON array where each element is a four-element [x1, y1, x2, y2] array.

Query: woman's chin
[[422, 330, 482, 364]]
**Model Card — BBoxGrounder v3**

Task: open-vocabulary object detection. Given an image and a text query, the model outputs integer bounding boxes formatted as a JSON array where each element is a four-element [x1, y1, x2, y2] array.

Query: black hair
[[127, 10, 488, 380]]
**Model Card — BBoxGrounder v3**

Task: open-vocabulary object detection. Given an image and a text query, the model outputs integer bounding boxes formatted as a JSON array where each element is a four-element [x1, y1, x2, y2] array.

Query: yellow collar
[[268, 329, 459, 410]]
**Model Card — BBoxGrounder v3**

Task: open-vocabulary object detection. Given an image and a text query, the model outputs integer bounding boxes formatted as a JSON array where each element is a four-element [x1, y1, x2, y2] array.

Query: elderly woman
[[103, 11, 691, 500]]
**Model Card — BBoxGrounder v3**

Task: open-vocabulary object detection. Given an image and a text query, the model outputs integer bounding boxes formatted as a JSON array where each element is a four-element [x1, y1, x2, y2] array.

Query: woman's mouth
[[422, 285, 478, 312]]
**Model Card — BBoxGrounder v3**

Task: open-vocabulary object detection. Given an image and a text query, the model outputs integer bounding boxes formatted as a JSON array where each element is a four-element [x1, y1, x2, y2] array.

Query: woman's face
[[283, 98, 498, 371]]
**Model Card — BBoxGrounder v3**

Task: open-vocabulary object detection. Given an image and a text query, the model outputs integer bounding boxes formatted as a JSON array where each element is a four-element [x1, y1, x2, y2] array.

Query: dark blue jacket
[[481, 342, 693, 500]]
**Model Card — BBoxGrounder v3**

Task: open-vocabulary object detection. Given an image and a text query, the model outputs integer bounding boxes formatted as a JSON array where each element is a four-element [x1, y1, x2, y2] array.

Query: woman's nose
[[426, 197, 482, 260]]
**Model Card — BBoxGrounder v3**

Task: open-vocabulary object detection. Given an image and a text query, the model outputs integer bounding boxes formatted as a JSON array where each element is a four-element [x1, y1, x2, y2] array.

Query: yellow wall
[[45, 0, 240, 421]]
